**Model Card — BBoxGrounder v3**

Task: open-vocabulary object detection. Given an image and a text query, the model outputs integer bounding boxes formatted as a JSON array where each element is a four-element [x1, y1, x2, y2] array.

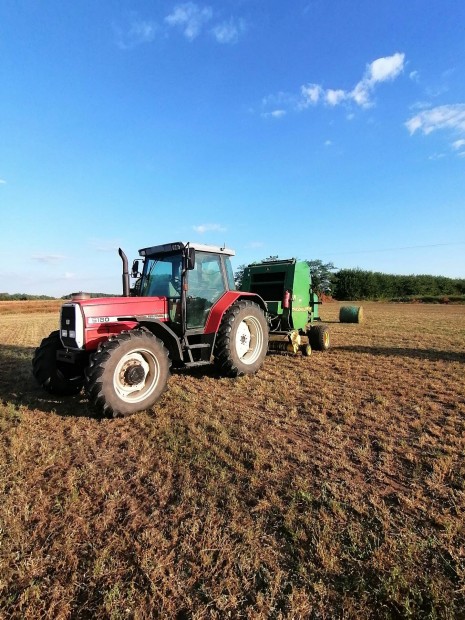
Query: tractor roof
[[139, 241, 235, 257]]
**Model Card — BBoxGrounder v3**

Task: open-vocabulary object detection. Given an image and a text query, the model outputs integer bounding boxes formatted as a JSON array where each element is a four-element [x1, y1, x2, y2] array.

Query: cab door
[[186, 253, 226, 329]]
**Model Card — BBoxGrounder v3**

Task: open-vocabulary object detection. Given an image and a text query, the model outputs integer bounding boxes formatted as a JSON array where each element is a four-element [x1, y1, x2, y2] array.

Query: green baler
[[240, 259, 330, 355]]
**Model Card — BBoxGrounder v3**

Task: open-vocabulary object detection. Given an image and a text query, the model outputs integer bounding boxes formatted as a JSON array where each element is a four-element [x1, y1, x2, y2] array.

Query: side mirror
[[131, 259, 140, 278], [186, 248, 195, 270]]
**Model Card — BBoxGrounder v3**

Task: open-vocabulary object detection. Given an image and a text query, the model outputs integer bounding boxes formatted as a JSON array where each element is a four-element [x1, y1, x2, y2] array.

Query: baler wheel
[[32, 330, 84, 395], [301, 344, 312, 357], [214, 300, 268, 377], [308, 325, 330, 351], [85, 328, 170, 417]]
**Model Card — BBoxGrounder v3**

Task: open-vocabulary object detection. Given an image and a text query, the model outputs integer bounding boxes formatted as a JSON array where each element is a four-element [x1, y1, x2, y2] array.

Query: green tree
[[305, 260, 336, 295], [234, 264, 248, 289]]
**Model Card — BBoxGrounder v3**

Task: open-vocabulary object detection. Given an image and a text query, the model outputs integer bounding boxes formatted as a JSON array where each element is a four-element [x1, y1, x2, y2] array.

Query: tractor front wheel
[[308, 324, 330, 351], [85, 329, 170, 417], [214, 300, 268, 377], [32, 331, 84, 395]]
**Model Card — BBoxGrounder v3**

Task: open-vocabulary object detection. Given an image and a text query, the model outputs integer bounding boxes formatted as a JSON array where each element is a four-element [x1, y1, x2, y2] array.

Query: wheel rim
[[323, 331, 329, 347], [113, 348, 161, 403], [235, 316, 264, 365]]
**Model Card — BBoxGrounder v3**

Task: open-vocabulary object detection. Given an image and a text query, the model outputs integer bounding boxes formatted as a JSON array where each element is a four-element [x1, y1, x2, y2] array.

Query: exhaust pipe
[[118, 248, 130, 297]]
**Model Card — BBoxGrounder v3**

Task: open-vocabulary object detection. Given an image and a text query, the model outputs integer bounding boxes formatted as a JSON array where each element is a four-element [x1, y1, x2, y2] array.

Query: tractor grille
[[60, 304, 82, 349]]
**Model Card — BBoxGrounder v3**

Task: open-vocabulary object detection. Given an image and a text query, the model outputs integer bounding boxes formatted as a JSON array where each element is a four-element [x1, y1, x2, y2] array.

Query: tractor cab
[[135, 242, 236, 331]]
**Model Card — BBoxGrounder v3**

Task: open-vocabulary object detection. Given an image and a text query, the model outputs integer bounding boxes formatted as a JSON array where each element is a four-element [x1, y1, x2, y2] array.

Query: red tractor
[[33, 242, 270, 417]]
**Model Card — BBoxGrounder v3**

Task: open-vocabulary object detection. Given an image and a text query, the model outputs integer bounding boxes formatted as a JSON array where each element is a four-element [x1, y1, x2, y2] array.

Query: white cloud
[[300, 83, 323, 107], [263, 52, 405, 117], [0, 179, 6, 185], [348, 52, 405, 109], [32, 254, 66, 264], [114, 18, 158, 50], [367, 53, 405, 83], [405, 104, 465, 135], [211, 18, 245, 44], [452, 138, 465, 150], [350, 80, 372, 108], [193, 223, 226, 234], [409, 70, 419, 82], [324, 140, 332, 146], [325, 89, 346, 106], [165, 3, 213, 40]]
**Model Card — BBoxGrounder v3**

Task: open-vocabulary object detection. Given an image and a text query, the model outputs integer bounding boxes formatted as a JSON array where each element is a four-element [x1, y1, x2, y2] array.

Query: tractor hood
[[61, 296, 170, 351]]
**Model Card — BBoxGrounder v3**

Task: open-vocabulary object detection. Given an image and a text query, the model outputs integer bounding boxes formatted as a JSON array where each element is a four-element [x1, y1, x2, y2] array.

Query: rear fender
[[204, 291, 267, 335], [136, 318, 183, 362]]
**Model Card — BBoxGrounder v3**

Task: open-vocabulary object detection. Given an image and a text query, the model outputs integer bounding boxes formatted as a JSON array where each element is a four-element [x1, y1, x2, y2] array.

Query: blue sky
[[1, 0, 464, 296]]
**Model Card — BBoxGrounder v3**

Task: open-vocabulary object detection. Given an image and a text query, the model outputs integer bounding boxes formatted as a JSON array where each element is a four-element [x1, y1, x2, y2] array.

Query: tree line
[[0, 292, 116, 301], [0, 293, 56, 301], [234, 259, 465, 301], [332, 269, 465, 301]]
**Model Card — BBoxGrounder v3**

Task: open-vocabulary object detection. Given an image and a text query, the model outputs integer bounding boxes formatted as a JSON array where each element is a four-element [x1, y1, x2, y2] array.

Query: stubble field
[[0, 301, 464, 619]]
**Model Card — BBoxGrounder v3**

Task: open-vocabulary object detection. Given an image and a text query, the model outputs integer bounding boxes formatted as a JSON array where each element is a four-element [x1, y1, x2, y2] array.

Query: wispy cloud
[[0, 179, 6, 185], [211, 18, 245, 44], [165, 3, 213, 41], [405, 104, 465, 135], [406, 104, 465, 157], [263, 52, 405, 118], [114, 4, 246, 48], [32, 254, 66, 264], [262, 109, 287, 119], [114, 17, 158, 50], [193, 223, 226, 234], [89, 238, 121, 252]]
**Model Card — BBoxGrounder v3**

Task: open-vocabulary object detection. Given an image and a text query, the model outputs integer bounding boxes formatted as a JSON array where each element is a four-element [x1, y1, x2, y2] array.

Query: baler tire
[[308, 325, 330, 351], [32, 330, 84, 396], [85, 328, 171, 418], [214, 300, 268, 377]]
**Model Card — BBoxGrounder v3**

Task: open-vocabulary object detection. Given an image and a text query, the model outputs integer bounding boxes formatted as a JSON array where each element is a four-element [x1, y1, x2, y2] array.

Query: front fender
[[135, 318, 183, 362]]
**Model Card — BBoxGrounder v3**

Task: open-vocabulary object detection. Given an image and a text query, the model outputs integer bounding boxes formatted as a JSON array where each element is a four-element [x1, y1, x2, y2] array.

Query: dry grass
[[0, 302, 464, 618], [0, 300, 63, 315]]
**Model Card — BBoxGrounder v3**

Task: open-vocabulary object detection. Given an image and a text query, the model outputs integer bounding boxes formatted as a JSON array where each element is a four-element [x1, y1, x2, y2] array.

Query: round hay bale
[[339, 305, 364, 323]]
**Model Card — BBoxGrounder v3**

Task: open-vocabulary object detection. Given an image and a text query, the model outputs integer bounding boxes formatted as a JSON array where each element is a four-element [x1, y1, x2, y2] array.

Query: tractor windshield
[[139, 253, 182, 298]]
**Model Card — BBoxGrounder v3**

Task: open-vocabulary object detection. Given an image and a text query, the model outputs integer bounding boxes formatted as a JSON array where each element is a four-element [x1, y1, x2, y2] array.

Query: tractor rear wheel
[[32, 331, 84, 395], [308, 324, 330, 351], [214, 300, 268, 377], [85, 328, 170, 417]]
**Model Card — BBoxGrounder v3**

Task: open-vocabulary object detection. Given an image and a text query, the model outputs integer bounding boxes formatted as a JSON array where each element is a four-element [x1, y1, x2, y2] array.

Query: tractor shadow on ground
[[334, 345, 464, 363], [0, 345, 227, 419], [172, 364, 223, 380], [0, 344, 95, 418]]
